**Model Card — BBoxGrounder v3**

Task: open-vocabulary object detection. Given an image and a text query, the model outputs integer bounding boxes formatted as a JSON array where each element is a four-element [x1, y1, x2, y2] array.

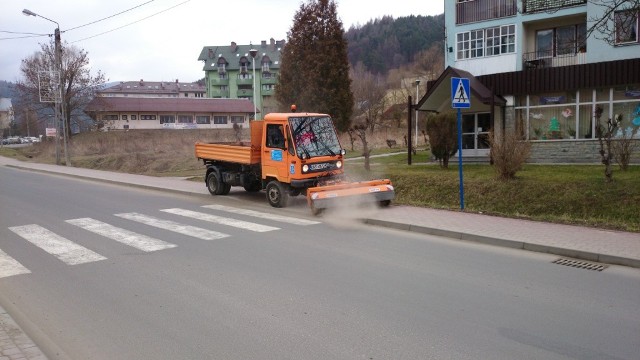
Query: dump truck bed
[[195, 142, 261, 165], [195, 120, 263, 165]]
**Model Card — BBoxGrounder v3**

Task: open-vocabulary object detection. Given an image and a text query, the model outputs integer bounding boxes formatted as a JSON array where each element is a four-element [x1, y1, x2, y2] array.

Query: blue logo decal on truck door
[[271, 150, 283, 161], [290, 164, 295, 174]]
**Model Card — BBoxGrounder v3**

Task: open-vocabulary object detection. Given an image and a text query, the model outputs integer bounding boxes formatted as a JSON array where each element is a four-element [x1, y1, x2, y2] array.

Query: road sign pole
[[457, 108, 464, 210], [451, 77, 469, 211]]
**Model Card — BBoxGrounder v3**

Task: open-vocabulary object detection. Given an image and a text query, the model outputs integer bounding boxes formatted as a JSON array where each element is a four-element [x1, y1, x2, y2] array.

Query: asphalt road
[[1, 166, 639, 360]]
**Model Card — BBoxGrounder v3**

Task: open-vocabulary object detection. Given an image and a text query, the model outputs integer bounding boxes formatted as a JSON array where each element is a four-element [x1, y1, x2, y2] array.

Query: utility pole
[[23, 9, 71, 166]]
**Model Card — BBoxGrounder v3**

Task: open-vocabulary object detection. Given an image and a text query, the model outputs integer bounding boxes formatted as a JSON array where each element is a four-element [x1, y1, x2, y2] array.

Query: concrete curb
[[363, 218, 640, 269]]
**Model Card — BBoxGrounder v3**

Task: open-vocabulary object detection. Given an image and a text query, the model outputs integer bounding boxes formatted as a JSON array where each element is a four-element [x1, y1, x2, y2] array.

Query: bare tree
[[594, 105, 621, 182], [350, 62, 388, 169], [17, 40, 106, 140]]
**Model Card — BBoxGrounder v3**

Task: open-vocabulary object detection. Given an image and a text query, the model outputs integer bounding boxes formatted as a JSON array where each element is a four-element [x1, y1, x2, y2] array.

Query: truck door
[[262, 123, 290, 182]]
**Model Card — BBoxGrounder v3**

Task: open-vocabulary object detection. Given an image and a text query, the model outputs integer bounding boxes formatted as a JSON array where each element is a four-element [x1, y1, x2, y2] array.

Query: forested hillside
[[345, 14, 445, 75]]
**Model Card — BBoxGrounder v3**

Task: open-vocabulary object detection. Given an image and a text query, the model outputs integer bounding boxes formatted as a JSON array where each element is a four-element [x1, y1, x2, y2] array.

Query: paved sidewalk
[[0, 305, 47, 360]]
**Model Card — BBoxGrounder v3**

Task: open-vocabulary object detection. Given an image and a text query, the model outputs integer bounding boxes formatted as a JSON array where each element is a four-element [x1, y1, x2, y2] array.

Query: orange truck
[[195, 109, 395, 214]]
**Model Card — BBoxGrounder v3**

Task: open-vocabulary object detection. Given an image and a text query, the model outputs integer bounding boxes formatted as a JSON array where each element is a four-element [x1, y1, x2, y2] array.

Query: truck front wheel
[[207, 172, 230, 195], [266, 181, 289, 208]]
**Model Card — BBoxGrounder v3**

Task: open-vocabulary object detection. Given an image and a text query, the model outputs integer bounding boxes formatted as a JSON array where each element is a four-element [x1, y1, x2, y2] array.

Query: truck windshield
[[289, 116, 342, 158]]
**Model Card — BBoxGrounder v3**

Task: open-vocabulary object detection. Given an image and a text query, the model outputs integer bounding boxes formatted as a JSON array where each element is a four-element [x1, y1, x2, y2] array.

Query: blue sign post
[[451, 77, 470, 210]]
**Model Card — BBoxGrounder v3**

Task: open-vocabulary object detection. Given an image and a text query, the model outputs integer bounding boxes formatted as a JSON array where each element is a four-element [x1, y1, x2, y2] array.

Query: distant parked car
[[7, 136, 21, 144]]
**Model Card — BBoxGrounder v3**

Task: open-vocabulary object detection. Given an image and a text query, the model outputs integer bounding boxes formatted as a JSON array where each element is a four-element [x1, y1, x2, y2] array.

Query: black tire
[[243, 181, 262, 192], [266, 180, 289, 208], [220, 183, 231, 195], [206, 171, 227, 195], [379, 200, 391, 207]]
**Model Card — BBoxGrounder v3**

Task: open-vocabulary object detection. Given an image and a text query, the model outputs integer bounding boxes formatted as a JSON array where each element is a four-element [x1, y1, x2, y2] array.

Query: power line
[[0, 31, 49, 41], [64, 0, 157, 32], [70, 0, 191, 43]]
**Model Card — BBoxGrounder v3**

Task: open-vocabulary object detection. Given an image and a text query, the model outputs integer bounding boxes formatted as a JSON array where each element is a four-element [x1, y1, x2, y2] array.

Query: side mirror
[[341, 149, 346, 156]]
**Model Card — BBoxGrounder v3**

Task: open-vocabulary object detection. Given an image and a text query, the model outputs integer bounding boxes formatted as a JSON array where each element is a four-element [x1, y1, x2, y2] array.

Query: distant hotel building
[[198, 38, 285, 120]]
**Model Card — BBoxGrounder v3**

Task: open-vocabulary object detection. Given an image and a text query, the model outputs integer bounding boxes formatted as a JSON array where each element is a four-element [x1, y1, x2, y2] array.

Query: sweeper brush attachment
[[306, 179, 395, 215]]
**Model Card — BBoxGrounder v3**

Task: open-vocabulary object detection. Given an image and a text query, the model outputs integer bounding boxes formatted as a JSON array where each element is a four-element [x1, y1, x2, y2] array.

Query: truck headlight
[[336, 161, 342, 169], [302, 164, 309, 173]]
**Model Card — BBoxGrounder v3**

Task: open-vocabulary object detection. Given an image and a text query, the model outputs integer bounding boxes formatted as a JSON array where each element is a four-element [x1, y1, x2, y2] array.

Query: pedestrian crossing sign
[[451, 77, 471, 108]]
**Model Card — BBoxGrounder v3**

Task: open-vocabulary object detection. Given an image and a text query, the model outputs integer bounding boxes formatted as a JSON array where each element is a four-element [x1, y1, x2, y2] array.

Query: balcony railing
[[456, 0, 517, 24], [522, 0, 586, 14], [523, 50, 587, 69]]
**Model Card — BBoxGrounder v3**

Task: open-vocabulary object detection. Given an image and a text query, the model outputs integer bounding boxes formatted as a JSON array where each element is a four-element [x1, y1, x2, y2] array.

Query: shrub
[[425, 112, 457, 168], [488, 130, 531, 180]]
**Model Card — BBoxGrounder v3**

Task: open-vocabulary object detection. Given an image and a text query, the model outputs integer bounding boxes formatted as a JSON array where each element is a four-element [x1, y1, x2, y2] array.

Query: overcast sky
[[0, 0, 443, 84]]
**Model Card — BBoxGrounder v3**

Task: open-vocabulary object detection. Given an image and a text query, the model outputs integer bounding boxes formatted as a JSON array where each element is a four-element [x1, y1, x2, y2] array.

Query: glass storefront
[[515, 85, 640, 141]]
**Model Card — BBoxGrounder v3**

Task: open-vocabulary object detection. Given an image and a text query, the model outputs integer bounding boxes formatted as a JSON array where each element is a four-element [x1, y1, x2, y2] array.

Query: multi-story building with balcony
[[418, 0, 640, 162], [198, 39, 285, 120]]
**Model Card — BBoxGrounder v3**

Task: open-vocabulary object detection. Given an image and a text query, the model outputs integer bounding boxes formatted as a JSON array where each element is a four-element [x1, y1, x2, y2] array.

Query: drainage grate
[[552, 258, 608, 271]]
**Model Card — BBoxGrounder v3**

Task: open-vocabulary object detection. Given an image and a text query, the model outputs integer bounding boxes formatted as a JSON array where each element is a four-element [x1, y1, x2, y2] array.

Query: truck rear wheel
[[266, 180, 289, 208], [207, 172, 229, 195]]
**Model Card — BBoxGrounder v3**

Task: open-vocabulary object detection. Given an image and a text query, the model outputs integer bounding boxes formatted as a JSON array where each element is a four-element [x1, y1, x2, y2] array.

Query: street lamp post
[[249, 48, 258, 121], [415, 79, 421, 148], [23, 8, 70, 166]]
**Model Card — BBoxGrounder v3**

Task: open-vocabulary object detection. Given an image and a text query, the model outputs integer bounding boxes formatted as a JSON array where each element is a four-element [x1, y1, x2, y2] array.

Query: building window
[[196, 115, 210, 124], [131, 115, 137, 120], [102, 114, 118, 120], [231, 116, 245, 124], [213, 116, 228, 124], [457, 25, 515, 60], [141, 115, 156, 120], [536, 24, 586, 58], [159, 115, 175, 124], [178, 115, 192, 123], [122, 115, 128, 120], [615, 10, 639, 44]]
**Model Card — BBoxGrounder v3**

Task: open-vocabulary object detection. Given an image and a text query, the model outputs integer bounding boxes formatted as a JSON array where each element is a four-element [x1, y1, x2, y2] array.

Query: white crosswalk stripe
[[8, 224, 107, 265], [0, 248, 31, 279], [66, 218, 177, 252], [115, 212, 229, 240], [202, 205, 321, 225], [161, 208, 280, 232]]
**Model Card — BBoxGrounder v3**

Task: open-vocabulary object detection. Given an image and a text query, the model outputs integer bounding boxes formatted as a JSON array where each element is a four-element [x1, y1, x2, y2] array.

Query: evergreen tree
[[276, 0, 354, 132]]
